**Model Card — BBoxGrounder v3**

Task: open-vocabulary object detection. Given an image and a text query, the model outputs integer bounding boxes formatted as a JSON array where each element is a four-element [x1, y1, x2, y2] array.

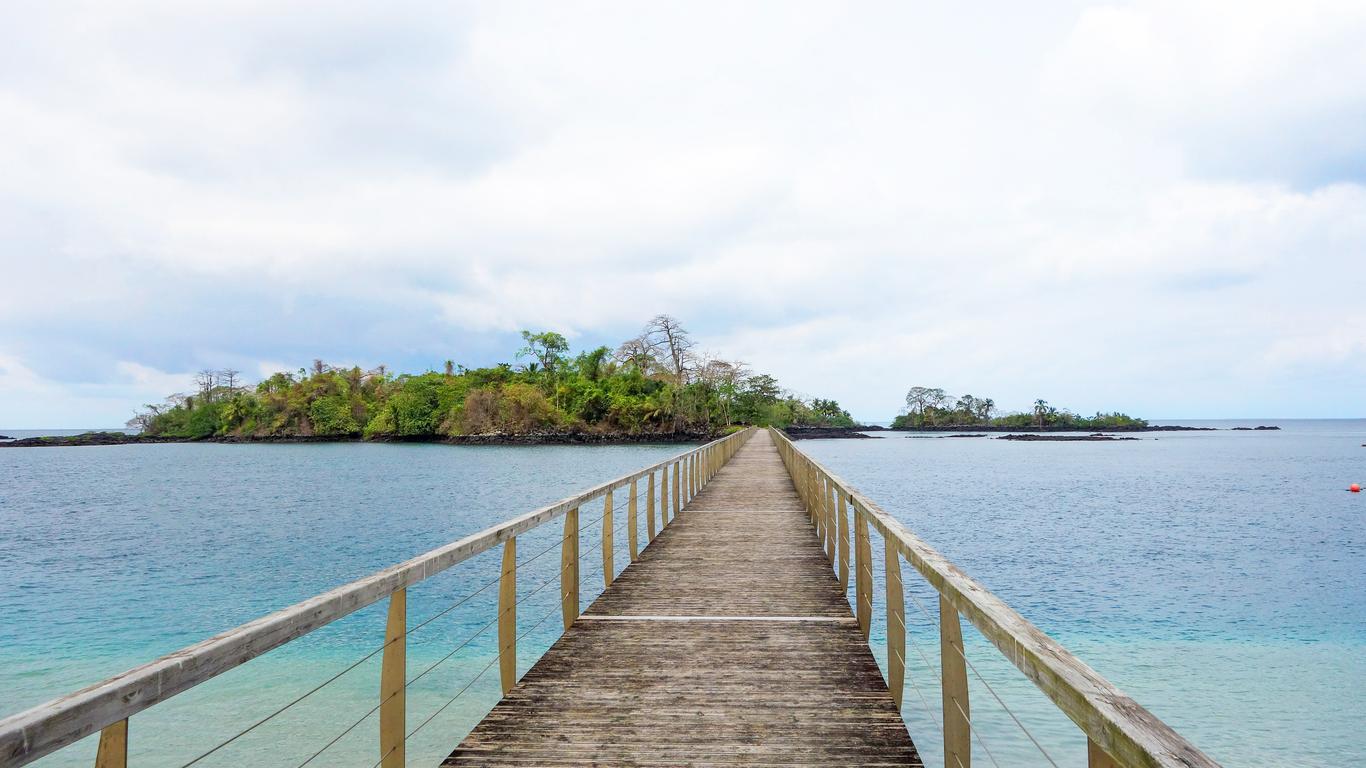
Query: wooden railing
[[770, 428, 1221, 768], [0, 428, 756, 768]]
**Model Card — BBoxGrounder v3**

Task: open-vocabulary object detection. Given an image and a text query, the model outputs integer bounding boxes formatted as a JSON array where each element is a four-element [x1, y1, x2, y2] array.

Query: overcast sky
[[2, 1, 1364, 427]]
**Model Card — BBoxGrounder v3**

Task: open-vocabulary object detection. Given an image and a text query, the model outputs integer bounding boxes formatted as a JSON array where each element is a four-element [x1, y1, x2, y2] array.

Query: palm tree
[[976, 398, 995, 424], [1033, 399, 1049, 428]]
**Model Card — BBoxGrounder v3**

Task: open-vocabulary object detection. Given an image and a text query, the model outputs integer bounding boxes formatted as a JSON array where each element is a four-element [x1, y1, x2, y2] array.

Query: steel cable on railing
[[175, 487, 626, 768], [855, 555, 1004, 768], [291, 481, 652, 768], [174, 471, 660, 768], [402, 483, 644, 692], [368, 482, 655, 768], [895, 567, 1061, 768]]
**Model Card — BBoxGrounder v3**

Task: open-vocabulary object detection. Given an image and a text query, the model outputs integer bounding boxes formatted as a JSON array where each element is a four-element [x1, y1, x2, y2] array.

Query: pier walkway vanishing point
[[1, 428, 1222, 768], [446, 429, 919, 766]]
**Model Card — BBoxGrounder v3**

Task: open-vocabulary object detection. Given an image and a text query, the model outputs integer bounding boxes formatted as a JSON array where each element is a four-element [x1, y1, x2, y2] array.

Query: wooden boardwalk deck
[[444, 430, 922, 767]]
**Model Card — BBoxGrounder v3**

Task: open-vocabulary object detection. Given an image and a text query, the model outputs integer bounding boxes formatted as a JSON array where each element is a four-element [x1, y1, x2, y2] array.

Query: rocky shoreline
[[892, 424, 1218, 433], [783, 426, 884, 440], [0, 430, 723, 448], [999, 433, 1139, 441]]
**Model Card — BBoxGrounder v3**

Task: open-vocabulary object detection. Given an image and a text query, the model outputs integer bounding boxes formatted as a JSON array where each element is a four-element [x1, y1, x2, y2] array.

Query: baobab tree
[[614, 334, 656, 373], [643, 315, 694, 388], [903, 386, 948, 425], [219, 369, 241, 393], [194, 369, 216, 401]]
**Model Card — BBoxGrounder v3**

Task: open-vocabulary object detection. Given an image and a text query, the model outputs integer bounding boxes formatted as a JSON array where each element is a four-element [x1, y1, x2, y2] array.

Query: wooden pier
[[0, 427, 1221, 768], [445, 429, 921, 766]]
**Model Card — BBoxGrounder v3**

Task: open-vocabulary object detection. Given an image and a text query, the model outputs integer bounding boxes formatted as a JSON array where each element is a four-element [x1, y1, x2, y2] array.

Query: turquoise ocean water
[[1, 421, 1362, 766]]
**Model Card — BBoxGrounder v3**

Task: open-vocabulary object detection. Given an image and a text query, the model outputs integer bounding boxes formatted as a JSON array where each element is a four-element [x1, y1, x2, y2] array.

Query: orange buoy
[[1352, 483, 1362, 493]]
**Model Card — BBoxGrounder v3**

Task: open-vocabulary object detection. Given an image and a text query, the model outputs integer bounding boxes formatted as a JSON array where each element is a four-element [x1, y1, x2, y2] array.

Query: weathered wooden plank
[[601, 490, 614, 588], [940, 595, 970, 768], [92, 720, 125, 768], [498, 539, 517, 696], [824, 476, 837, 564], [446, 430, 920, 767], [628, 478, 639, 562], [379, 588, 405, 768], [855, 511, 873, 639], [646, 472, 657, 540], [838, 491, 851, 589], [561, 508, 579, 630], [885, 538, 905, 711], [1092, 739, 1123, 768]]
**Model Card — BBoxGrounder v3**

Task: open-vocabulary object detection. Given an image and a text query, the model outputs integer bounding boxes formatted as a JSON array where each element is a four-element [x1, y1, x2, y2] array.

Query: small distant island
[[891, 387, 1155, 431], [883, 386, 1274, 433]]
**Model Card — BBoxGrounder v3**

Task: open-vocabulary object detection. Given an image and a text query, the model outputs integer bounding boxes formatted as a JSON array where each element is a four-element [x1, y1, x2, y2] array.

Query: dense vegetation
[[889, 386, 1147, 430], [131, 316, 857, 440]]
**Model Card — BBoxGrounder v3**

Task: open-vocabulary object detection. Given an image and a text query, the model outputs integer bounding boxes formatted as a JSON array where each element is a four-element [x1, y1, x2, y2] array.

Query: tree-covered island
[[890, 386, 1149, 430], [128, 315, 858, 441]]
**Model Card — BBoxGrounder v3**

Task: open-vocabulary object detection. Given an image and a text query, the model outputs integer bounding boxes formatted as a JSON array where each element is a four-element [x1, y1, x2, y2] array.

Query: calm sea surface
[[2, 421, 1362, 767]]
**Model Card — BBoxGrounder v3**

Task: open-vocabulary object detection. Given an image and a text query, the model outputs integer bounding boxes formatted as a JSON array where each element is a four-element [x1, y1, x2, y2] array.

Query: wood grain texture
[[855, 512, 873, 639], [1091, 738, 1123, 768], [380, 589, 406, 768], [885, 538, 905, 712], [602, 490, 614, 589], [628, 479, 639, 562], [940, 595, 970, 768], [445, 430, 921, 767], [498, 540, 517, 696], [92, 719, 125, 768], [839, 492, 851, 589], [561, 508, 579, 631], [646, 472, 657, 541]]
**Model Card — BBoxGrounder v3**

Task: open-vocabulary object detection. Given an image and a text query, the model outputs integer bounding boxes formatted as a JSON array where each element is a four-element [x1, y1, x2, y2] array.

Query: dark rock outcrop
[[784, 426, 880, 440], [998, 433, 1139, 441]]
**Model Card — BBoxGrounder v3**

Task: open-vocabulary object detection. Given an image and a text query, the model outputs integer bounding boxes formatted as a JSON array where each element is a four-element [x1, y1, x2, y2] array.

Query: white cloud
[[0, 1, 1363, 424], [0, 355, 196, 428]]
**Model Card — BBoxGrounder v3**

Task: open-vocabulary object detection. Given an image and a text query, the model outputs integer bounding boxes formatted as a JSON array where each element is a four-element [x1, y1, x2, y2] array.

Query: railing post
[[808, 470, 819, 541], [855, 509, 872, 638], [647, 471, 657, 539], [498, 538, 517, 695], [628, 478, 639, 561], [1089, 740, 1121, 768], [655, 464, 666, 522], [838, 492, 850, 589], [380, 588, 405, 768], [801, 457, 808, 508], [93, 719, 126, 768], [684, 455, 691, 504], [692, 451, 698, 497], [561, 508, 579, 630], [941, 596, 971, 768], [823, 477, 836, 564], [672, 461, 681, 516], [885, 538, 905, 711], [602, 489, 614, 588]]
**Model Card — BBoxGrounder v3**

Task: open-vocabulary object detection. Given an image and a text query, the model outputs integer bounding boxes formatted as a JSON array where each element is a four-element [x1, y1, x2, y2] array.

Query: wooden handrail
[[0, 428, 755, 767], [769, 428, 1220, 768]]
